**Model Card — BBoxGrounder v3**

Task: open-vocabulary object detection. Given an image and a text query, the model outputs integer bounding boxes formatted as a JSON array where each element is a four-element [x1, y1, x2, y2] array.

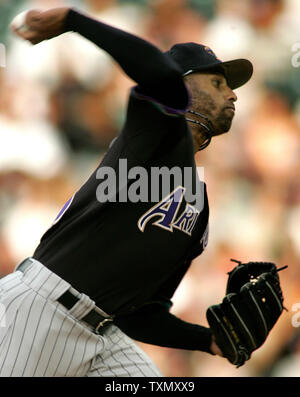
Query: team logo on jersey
[[200, 224, 209, 250], [138, 186, 200, 236]]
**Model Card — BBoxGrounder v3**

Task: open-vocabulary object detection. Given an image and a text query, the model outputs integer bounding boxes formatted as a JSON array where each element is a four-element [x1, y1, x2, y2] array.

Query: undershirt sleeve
[[64, 9, 190, 112], [114, 302, 213, 354]]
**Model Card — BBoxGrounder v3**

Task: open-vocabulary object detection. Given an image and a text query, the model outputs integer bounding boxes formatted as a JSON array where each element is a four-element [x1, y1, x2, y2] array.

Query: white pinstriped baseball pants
[[0, 258, 162, 377]]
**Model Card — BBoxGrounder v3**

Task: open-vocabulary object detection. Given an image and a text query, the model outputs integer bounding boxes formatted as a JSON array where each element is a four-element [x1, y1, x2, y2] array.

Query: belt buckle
[[15, 258, 34, 273], [95, 318, 113, 334]]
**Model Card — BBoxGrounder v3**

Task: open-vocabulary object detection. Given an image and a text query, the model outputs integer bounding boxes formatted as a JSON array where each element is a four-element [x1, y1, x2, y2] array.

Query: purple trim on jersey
[[52, 194, 75, 225], [132, 86, 191, 117]]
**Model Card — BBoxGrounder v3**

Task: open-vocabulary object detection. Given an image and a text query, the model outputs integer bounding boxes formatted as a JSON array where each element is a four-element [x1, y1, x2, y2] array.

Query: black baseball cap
[[166, 42, 253, 90]]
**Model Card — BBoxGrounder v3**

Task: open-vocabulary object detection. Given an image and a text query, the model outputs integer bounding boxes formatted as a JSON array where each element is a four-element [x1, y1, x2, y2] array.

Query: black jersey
[[33, 89, 209, 316], [33, 9, 213, 353]]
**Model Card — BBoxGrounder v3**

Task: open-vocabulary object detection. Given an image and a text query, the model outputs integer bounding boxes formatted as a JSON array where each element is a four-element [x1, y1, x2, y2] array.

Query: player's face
[[185, 72, 238, 136]]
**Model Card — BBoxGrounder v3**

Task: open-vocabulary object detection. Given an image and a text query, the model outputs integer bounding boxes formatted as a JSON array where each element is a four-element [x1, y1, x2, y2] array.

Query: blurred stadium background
[[0, 0, 300, 377]]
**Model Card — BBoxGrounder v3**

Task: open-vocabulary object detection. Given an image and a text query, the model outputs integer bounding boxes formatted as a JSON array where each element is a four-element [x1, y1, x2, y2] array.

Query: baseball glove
[[206, 259, 287, 368]]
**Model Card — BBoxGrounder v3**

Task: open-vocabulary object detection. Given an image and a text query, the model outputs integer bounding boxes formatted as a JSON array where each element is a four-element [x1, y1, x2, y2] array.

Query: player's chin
[[213, 124, 232, 136], [213, 115, 233, 136]]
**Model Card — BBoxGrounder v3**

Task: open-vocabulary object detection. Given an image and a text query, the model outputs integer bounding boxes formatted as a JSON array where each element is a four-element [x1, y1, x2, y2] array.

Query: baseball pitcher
[[0, 7, 286, 376]]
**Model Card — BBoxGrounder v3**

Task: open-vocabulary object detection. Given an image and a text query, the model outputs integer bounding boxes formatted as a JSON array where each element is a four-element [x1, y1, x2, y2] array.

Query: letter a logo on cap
[[204, 46, 220, 60]]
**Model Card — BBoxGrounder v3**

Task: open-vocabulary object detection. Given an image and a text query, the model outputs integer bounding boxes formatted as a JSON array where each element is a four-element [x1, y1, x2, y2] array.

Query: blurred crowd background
[[0, 0, 300, 377]]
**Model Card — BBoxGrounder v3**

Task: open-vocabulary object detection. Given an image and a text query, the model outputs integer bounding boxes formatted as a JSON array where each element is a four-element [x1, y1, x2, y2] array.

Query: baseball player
[[0, 7, 254, 376]]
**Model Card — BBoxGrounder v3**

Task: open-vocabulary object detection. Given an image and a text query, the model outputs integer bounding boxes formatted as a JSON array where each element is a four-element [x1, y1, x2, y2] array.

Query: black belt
[[57, 290, 113, 335], [17, 258, 113, 335]]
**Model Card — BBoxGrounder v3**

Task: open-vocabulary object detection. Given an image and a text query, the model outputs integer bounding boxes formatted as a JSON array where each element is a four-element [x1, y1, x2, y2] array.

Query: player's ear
[[183, 74, 194, 93], [183, 73, 193, 86]]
